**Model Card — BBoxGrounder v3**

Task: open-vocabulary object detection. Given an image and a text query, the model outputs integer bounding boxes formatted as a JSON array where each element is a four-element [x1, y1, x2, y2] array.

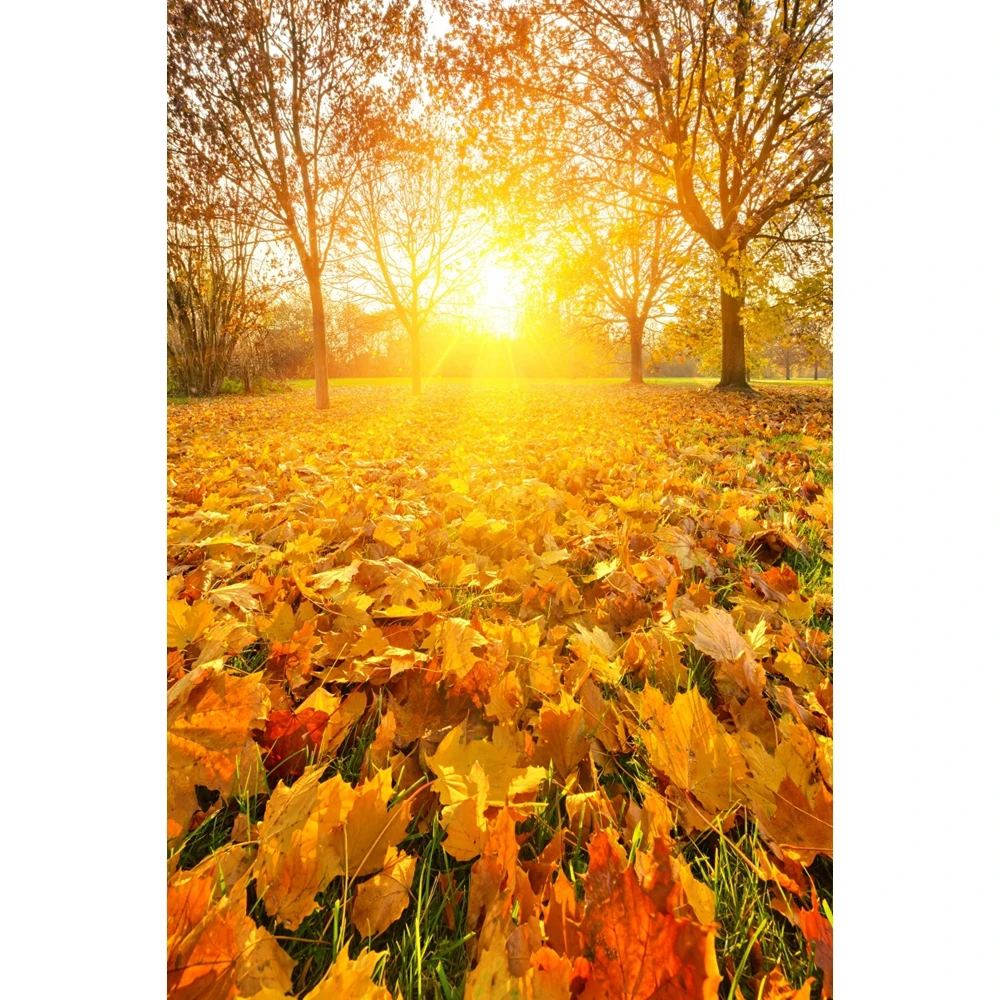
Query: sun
[[481, 262, 516, 309], [475, 259, 521, 338]]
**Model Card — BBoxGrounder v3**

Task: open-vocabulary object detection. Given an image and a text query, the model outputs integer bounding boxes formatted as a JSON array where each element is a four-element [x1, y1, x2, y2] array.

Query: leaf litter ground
[[167, 381, 833, 1000]]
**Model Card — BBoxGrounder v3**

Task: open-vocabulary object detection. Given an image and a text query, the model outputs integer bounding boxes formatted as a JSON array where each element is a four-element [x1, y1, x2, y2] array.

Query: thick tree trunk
[[410, 328, 421, 395], [628, 317, 644, 383], [307, 269, 330, 410], [785, 353, 791, 380], [717, 273, 752, 391], [814, 361, 819, 380]]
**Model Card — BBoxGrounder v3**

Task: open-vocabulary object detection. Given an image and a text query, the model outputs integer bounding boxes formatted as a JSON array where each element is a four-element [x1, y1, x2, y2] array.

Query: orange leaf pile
[[168, 383, 832, 998]]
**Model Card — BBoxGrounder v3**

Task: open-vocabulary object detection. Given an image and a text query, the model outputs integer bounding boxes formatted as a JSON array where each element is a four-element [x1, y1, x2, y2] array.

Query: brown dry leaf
[[688, 606, 765, 697], [388, 675, 469, 744], [351, 850, 417, 938], [745, 528, 804, 565], [167, 664, 268, 841], [688, 606, 754, 663]]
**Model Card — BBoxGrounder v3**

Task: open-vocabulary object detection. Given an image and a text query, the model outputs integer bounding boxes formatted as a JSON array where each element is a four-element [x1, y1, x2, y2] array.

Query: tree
[[327, 300, 401, 373], [167, 185, 270, 396], [788, 269, 832, 378], [343, 132, 487, 394], [458, 0, 832, 391], [262, 293, 315, 378], [168, 0, 426, 409], [553, 157, 691, 383]]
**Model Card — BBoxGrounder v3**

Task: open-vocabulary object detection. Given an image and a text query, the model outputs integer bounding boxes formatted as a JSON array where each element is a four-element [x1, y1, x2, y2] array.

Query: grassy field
[[283, 375, 833, 392], [167, 381, 832, 999]]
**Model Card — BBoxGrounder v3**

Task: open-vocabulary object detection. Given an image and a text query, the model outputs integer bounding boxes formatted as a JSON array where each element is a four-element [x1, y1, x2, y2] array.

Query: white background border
[[2, 1, 998, 995]]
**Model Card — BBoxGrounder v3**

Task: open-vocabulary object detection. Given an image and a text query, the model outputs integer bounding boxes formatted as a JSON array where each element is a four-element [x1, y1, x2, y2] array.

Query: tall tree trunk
[[307, 268, 330, 410], [628, 317, 644, 383], [718, 266, 751, 390], [785, 352, 791, 380], [813, 361, 819, 380], [410, 327, 421, 395]]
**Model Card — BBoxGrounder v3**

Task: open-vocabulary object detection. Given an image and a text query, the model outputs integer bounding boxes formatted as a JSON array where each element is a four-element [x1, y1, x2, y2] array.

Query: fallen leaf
[[168, 850, 294, 1000], [167, 664, 268, 841], [638, 684, 749, 819], [168, 599, 216, 650], [753, 776, 833, 866], [253, 766, 354, 929], [302, 945, 392, 1000], [578, 831, 722, 1000], [427, 725, 547, 809], [351, 850, 417, 938], [534, 690, 591, 780]]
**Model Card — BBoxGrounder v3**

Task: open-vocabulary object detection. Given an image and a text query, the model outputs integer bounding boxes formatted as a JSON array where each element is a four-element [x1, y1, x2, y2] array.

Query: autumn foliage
[[167, 382, 832, 998]]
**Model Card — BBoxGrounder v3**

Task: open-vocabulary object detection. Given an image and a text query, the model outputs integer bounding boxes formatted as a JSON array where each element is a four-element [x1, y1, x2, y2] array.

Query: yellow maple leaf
[[441, 761, 490, 861], [167, 599, 216, 649], [253, 767, 355, 929], [534, 690, 590, 780], [638, 685, 749, 816], [351, 849, 417, 938], [373, 518, 404, 549], [427, 726, 547, 809], [336, 767, 414, 879], [302, 945, 392, 1000]]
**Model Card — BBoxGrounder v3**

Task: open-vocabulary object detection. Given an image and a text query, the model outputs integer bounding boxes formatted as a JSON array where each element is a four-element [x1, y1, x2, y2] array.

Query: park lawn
[[167, 381, 833, 1000], [285, 375, 832, 392]]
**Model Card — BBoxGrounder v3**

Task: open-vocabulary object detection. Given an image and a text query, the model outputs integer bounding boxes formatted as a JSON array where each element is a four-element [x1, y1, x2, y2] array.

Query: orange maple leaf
[[578, 831, 722, 1000]]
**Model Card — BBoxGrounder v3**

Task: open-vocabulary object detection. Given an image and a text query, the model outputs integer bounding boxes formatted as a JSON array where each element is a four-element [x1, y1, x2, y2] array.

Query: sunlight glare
[[477, 259, 520, 339]]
